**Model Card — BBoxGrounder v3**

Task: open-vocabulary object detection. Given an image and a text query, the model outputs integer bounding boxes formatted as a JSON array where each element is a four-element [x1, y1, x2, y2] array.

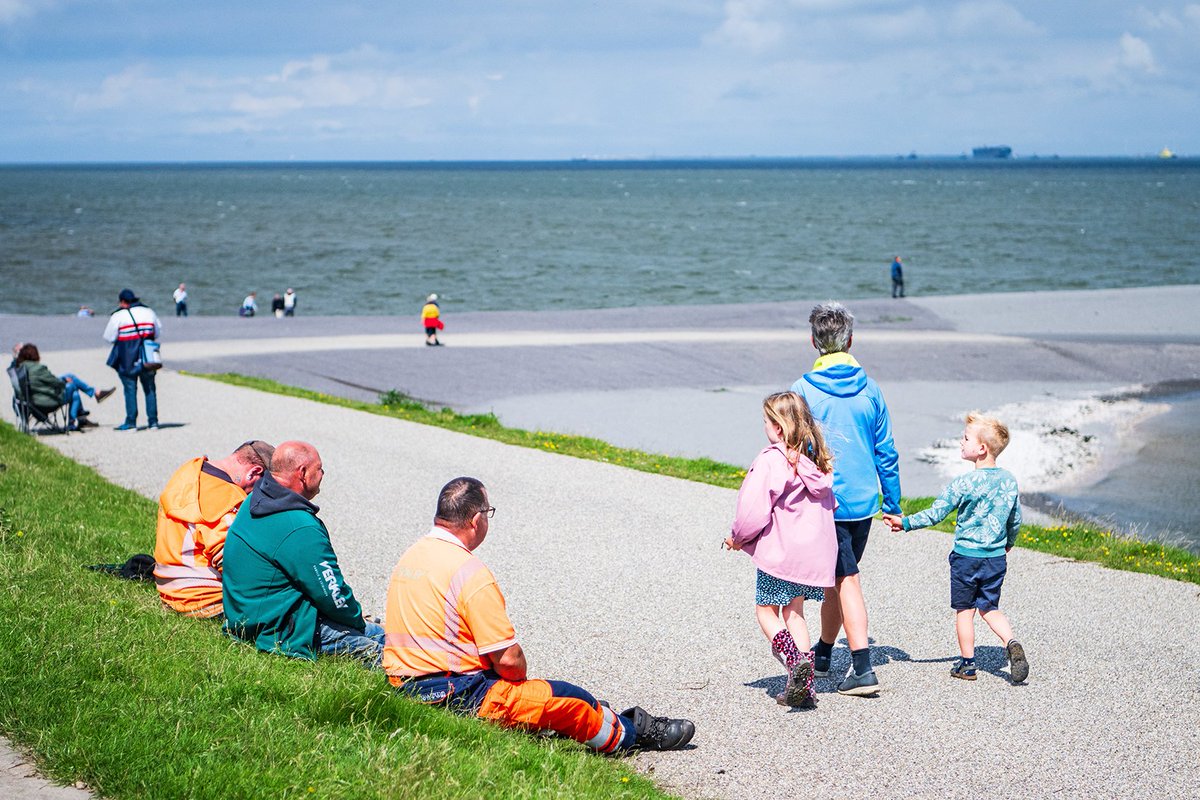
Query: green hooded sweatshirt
[[222, 471, 365, 660]]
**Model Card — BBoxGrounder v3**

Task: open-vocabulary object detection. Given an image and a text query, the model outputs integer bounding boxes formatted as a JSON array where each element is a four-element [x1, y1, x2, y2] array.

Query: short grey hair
[[809, 302, 854, 355]]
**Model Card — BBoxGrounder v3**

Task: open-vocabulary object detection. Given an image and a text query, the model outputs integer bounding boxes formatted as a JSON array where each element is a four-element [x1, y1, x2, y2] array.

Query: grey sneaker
[[950, 658, 978, 681], [1006, 640, 1029, 683], [836, 668, 880, 696]]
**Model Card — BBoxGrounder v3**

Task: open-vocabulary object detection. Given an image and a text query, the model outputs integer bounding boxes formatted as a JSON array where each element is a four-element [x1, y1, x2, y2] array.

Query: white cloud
[[1136, 3, 1200, 31], [72, 65, 159, 111], [229, 93, 305, 115], [70, 49, 434, 123], [707, 0, 785, 52], [0, 0, 43, 24], [850, 6, 938, 42], [1135, 6, 1182, 30], [1118, 32, 1158, 72], [947, 1, 1043, 38]]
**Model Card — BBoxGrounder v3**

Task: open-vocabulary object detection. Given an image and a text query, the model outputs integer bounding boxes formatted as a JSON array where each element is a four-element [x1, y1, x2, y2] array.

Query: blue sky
[[1, 1, 1197, 161]]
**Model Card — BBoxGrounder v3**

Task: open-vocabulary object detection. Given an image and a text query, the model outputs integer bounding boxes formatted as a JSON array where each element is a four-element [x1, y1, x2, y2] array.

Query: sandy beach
[[4, 289, 1199, 797], [8, 284, 1200, 546]]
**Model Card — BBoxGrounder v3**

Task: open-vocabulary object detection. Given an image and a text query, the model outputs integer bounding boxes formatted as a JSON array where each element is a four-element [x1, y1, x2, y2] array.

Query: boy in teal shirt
[[883, 412, 1030, 684]]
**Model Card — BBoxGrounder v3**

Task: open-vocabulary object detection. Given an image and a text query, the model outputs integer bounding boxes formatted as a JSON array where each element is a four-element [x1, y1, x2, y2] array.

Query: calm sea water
[[1, 159, 1199, 316]]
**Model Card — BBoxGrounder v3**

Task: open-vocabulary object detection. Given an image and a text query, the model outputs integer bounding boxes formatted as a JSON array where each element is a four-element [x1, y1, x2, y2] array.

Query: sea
[[1, 158, 1198, 316], [2, 158, 1199, 551]]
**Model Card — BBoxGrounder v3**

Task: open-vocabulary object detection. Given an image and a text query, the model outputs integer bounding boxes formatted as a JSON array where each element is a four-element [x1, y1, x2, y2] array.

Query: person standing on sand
[[422, 293, 444, 346], [890, 257, 905, 298], [271, 294, 285, 318], [790, 301, 901, 697], [173, 283, 188, 317], [283, 288, 296, 317]]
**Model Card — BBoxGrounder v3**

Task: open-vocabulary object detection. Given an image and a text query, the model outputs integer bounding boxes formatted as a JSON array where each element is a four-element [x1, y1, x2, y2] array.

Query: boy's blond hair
[[965, 412, 1010, 456]]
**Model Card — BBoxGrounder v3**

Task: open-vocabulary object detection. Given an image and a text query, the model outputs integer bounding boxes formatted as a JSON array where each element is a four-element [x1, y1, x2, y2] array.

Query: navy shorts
[[834, 518, 872, 578], [949, 552, 1007, 611]]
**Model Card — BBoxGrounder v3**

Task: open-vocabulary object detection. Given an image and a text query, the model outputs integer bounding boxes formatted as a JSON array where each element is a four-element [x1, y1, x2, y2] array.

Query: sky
[[1, 1, 1198, 161]]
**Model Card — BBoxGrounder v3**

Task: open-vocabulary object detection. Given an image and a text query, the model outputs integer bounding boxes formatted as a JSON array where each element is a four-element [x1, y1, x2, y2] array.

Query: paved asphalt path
[[4, 287, 1200, 797], [8, 285, 1200, 501]]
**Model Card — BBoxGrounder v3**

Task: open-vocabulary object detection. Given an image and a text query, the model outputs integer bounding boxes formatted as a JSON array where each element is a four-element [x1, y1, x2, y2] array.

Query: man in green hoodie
[[222, 441, 384, 665]]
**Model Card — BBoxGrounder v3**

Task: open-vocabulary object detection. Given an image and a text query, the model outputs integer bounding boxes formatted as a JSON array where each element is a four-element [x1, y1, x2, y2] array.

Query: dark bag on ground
[[86, 553, 156, 581]]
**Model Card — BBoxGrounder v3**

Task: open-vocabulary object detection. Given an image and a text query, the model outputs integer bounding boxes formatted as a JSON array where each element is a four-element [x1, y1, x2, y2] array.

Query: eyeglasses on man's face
[[478, 506, 496, 519]]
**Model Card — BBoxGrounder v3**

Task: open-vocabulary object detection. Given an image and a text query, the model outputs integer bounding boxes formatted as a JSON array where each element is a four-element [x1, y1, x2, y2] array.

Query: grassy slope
[[0, 423, 671, 800], [201, 372, 1200, 586]]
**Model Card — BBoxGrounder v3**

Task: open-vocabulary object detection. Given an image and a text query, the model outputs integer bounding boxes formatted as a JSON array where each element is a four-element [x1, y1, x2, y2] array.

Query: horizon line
[[0, 153, 1192, 168]]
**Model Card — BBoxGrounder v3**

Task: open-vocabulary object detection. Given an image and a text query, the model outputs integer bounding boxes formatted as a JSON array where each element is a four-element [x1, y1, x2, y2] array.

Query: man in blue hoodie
[[791, 302, 901, 696], [222, 440, 384, 665]]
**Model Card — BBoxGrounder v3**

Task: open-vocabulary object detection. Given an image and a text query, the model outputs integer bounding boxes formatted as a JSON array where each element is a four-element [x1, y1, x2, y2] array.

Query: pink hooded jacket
[[730, 442, 838, 588]]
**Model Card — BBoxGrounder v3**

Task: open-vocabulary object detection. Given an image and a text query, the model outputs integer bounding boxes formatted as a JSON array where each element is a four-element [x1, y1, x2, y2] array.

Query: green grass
[[198, 372, 1200, 586], [897, 498, 1200, 584], [199, 374, 748, 490], [0, 423, 674, 800]]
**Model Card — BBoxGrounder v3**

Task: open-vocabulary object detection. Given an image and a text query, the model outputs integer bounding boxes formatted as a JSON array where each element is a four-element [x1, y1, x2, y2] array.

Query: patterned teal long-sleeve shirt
[[902, 467, 1021, 558]]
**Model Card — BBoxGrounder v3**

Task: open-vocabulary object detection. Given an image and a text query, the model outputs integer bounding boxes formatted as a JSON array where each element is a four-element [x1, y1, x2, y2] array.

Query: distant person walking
[[890, 257, 905, 298], [240, 292, 258, 317], [791, 302, 901, 697], [173, 283, 189, 317], [422, 293, 443, 346], [103, 288, 162, 431], [271, 293, 285, 318], [283, 287, 297, 317], [883, 413, 1029, 684], [725, 391, 837, 709]]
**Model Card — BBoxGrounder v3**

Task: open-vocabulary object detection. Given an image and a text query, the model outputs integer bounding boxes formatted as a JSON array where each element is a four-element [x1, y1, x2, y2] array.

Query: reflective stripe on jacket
[[154, 458, 246, 616]]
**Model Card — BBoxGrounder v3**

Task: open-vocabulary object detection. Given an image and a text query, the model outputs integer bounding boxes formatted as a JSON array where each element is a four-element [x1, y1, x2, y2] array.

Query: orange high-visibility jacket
[[153, 458, 247, 617]]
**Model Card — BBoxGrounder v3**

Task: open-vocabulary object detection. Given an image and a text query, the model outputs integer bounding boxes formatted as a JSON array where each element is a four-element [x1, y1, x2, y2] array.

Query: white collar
[[427, 526, 471, 552]]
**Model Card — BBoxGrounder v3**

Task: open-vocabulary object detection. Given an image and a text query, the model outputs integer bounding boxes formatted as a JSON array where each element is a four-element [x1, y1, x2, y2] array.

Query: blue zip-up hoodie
[[791, 353, 901, 520]]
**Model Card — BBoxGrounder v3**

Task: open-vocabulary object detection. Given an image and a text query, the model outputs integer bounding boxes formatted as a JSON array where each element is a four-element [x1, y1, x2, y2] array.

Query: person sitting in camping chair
[[11, 343, 114, 431]]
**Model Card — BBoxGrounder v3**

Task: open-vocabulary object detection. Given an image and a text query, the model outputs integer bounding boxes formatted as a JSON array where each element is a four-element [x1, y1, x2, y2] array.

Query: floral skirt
[[755, 569, 825, 606]]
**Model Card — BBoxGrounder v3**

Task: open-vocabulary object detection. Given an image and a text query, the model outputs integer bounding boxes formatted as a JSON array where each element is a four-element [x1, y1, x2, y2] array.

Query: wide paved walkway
[[30, 368, 1200, 799]]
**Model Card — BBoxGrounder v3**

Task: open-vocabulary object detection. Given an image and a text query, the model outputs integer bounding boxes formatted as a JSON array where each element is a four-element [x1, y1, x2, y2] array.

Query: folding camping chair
[[7, 365, 71, 435]]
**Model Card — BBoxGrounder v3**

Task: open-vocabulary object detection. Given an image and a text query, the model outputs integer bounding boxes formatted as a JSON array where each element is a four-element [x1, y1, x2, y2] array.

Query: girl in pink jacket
[[725, 391, 837, 708]]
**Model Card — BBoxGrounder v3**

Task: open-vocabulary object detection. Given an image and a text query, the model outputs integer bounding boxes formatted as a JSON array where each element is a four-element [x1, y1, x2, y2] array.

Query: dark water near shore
[[1046, 390, 1200, 553], [1, 159, 1199, 316]]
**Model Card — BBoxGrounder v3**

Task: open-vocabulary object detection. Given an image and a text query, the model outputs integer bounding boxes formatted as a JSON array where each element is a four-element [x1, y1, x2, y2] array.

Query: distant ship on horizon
[[972, 145, 1013, 159]]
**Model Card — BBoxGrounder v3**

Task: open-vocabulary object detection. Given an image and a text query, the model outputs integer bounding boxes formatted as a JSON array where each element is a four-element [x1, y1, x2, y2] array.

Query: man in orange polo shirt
[[384, 476, 695, 753], [154, 440, 275, 618]]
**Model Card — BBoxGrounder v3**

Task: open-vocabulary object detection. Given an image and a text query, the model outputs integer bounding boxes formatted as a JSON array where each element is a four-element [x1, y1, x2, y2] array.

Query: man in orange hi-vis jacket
[[154, 440, 275, 618], [384, 476, 695, 753]]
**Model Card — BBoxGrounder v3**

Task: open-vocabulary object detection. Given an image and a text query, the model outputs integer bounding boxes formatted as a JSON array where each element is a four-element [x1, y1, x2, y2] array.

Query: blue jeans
[[119, 371, 157, 426], [316, 617, 385, 667], [59, 373, 94, 422]]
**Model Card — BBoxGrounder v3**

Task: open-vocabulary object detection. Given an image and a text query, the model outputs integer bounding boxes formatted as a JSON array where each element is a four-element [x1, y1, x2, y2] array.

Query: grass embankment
[[201, 372, 1200, 586], [0, 423, 673, 800]]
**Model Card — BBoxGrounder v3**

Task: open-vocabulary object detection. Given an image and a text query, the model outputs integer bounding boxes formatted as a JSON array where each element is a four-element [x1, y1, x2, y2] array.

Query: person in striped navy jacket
[[103, 288, 161, 431]]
